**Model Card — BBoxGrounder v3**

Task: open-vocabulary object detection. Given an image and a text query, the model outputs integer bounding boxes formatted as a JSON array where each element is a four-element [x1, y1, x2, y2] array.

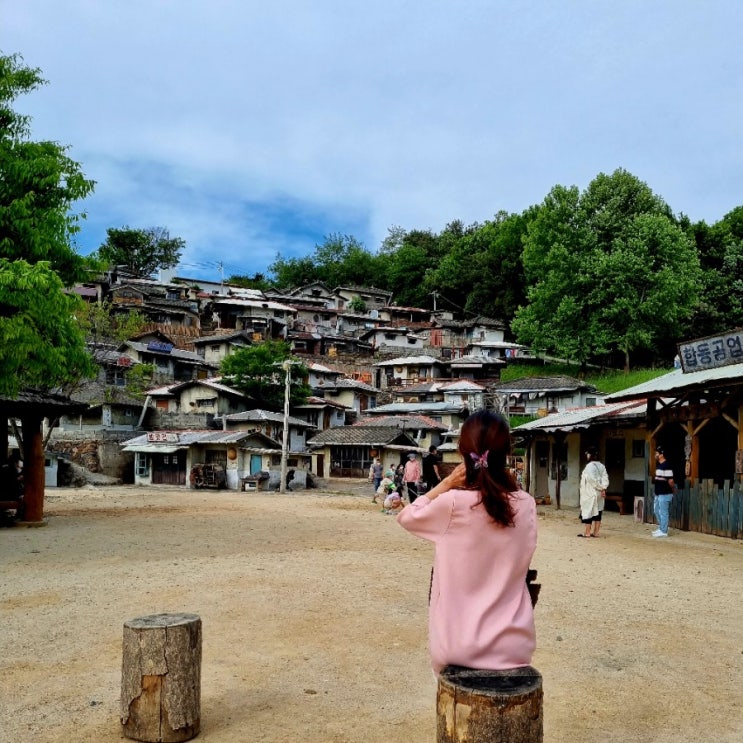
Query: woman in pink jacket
[[397, 410, 537, 675]]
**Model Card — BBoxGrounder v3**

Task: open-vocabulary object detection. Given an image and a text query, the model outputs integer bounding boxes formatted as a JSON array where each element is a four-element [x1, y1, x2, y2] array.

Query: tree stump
[[437, 665, 543, 743], [121, 613, 202, 743]]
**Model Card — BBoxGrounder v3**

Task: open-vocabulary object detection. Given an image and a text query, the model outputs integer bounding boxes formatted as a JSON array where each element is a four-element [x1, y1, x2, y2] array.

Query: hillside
[[500, 362, 671, 394]]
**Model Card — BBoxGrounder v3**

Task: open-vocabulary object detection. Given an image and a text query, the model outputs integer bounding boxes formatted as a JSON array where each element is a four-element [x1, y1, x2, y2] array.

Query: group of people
[[369, 446, 443, 514], [578, 444, 676, 539]]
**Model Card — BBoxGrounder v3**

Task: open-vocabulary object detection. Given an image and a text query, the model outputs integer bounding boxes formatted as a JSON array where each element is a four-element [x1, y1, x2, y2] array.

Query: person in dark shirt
[[652, 446, 675, 538], [422, 446, 441, 490]]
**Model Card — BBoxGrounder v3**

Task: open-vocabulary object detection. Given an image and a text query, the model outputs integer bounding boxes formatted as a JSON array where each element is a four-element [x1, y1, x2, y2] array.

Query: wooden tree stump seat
[[437, 665, 543, 743], [121, 613, 202, 743]]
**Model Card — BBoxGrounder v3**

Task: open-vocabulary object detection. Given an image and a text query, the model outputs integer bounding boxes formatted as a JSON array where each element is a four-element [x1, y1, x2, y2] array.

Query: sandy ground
[[1, 481, 742, 743]]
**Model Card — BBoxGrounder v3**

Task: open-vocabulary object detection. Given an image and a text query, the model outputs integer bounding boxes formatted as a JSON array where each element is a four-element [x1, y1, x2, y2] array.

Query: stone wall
[[48, 430, 135, 483]]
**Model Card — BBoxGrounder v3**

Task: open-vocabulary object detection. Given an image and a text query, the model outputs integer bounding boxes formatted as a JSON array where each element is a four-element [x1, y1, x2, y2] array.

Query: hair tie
[[469, 450, 489, 469]]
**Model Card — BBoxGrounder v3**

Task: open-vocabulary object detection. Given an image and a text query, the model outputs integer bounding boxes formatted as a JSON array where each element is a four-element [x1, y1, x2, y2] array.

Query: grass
[[500, 362, 672, 394]]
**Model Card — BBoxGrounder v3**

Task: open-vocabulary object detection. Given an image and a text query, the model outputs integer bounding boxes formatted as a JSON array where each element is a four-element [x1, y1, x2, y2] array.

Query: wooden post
[[21, 415, 45, 523], [437, 665, 543, 743], [121, 613, 202, 743]]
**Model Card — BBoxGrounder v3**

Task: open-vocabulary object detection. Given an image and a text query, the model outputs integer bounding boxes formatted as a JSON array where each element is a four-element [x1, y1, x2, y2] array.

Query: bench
[[241, 471, 270, 492], [604, 493, 631, 515]]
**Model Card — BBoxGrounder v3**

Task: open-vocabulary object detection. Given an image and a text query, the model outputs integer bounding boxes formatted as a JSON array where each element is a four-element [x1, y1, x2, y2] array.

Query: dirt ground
[[1, 481, 742, 743]]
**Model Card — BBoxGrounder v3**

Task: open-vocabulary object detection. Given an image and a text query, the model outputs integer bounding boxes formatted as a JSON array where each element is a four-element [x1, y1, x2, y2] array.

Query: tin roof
[[512, 400, 647, 434], [605, 364, 743, 401]]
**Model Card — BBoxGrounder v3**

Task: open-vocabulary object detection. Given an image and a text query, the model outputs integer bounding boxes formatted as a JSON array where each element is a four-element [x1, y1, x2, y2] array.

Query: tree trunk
[[437, 666, 543, 743], [121, 613, 202, 743]]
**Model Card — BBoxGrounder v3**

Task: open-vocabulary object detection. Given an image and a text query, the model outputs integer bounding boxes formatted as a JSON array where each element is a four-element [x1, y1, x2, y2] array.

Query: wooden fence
[[644, 479, 743, 539]]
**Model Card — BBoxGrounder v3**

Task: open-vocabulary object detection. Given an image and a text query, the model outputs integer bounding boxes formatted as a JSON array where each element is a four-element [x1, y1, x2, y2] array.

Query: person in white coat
[[579, 446, 609, 538]]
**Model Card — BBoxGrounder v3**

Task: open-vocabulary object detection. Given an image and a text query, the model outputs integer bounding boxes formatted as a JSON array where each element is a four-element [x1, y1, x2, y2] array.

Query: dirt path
[[1, 484, 742, 742]]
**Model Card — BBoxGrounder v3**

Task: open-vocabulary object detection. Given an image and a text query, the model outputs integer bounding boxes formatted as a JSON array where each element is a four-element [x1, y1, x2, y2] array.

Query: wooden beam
[[722, 412, 739, 431], [693, 418, 711, 436]]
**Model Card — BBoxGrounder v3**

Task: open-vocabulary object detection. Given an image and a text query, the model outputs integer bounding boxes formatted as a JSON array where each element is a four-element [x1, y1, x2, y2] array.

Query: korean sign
[[678, 329, 743, 373]]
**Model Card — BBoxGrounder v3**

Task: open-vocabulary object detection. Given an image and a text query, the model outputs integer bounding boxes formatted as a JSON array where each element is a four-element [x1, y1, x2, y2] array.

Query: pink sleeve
[[397, 493, 454, 541]]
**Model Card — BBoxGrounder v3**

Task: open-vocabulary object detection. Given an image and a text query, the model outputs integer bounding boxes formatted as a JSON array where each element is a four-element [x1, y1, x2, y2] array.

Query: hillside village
[[49, 267, 560, 490], [4, 268, 743, 542]]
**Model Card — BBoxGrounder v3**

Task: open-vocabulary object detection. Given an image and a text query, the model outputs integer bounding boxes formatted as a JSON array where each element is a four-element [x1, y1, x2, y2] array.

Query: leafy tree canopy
[[0, 260, 96, 396], [226, 273, 273, 291], [270, 233, 383, 290], [513, 169, 700, 370], [0, 52, 97, 396], [0, 52, 95, 285], [220, 340, 311, 412], [96, 226, 184, 278]]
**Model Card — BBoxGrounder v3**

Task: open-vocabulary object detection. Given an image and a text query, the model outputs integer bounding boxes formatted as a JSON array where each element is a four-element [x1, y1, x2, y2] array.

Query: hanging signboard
[[147, 432, 180, 443], [677, 329, 743, 373]]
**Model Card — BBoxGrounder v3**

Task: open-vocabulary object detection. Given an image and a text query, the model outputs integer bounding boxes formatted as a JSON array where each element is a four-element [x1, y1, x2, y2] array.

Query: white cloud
[[4, 0, 743, 277]]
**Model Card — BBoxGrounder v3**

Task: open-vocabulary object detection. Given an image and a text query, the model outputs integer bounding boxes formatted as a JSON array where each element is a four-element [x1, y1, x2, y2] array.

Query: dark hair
[[428, 445, 437, 453], [586, 446, 600, 459], [458, 409, 517, 527]]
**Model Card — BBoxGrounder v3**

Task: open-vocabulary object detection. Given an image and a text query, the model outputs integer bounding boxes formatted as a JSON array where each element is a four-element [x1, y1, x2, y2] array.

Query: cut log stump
[[437, 665, 543, 743], [121, 613, 202, 742]]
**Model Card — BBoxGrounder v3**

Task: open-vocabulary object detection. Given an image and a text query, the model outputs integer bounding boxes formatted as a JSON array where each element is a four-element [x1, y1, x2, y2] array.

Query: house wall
[[372, 333, 424, 351], [152, 410, 215, 430], [524, 426, 647, 508]]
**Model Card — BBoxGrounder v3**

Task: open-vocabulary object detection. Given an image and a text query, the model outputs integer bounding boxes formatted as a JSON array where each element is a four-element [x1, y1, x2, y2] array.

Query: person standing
[[396, 410, 537, 675], [578, 446, 609, 538], [422, 445, 441, 491], [403, 452, 422, 503], [368, 458, 383, 501], [653, 446, 675, 538]]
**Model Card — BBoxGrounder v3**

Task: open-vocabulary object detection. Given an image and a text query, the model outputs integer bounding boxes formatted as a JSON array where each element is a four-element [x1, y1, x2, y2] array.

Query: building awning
[[122, 444, 186, 454]]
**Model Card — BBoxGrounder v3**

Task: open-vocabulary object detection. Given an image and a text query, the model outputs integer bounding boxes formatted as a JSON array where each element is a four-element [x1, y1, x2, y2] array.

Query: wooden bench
[[604, 493, 631, 515]]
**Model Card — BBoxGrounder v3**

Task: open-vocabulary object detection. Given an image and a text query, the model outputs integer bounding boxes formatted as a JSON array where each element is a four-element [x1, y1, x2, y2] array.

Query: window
[[586, 397, 597, 407], [136, 453, 150, 477], [632, 439, 645, 458], [105, 367, 126, 386]]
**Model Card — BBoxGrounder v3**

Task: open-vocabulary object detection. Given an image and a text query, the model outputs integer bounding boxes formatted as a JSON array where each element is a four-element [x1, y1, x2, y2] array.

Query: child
[[382, 470, 404, 515], [382, 490, 404, 515], [373, 470, 395, 504]]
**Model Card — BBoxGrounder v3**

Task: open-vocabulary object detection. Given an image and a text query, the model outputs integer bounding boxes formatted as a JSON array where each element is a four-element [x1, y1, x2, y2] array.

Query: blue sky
[[3, 1, 742, 282]]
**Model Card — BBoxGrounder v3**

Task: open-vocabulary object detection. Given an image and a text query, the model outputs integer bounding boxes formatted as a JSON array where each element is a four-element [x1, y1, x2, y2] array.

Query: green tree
[[380, 227, 441, 308], [220, 340, 311, 412], [0, 53, 96, 396], [0, 53, 95, 285], [513, 170, 700, 370], [76, 300, 147, 349], [0, 260, 95, 396], [686, 207, 743, 337], [425, 211, 531, 321], [96, 226, 184, 277], [270, 233, 383, 290], [226, 272, 273, 291]]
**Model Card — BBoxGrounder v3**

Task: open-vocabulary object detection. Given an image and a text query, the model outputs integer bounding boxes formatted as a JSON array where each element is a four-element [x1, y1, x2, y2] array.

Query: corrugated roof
[[307, 426, 418, 447], [123, 430, 259, 447], [491, 376, 596, 393], [366, 401, 467, 415], [374, 355, 443, 367], [352, 414, 450, 431], [605, 364, 743, 401], [512, 400, 647, 434], [221, 409, 315, 428]]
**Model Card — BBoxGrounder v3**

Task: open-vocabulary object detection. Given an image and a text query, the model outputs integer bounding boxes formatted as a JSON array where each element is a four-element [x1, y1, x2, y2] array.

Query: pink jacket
[[397, 487, 537, 674], [403, 459, 421, 482]]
